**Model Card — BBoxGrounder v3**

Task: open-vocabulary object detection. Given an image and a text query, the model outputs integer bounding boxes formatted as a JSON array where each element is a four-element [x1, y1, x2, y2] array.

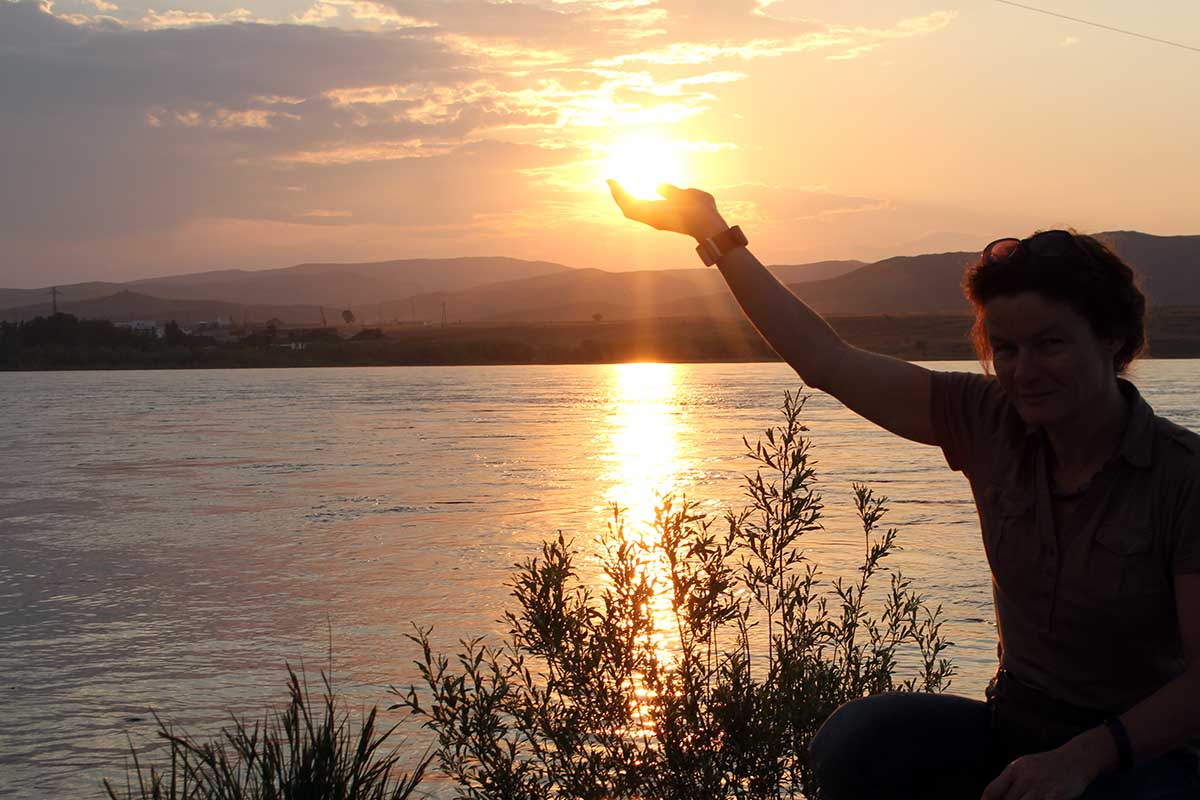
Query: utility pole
[[411, 300, 415, 324], [50, 286, 59, 315], [440, 302, 447, 328]]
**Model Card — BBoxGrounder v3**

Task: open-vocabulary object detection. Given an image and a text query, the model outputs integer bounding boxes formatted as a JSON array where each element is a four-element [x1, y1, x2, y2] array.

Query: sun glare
[[606, 362, 679, 521], [602, 362, 687, 667], [602, 135, 688, 200]]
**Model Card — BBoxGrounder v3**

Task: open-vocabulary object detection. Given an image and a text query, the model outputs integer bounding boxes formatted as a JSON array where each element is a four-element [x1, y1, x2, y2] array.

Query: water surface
[[1, 361, 1195, 797]]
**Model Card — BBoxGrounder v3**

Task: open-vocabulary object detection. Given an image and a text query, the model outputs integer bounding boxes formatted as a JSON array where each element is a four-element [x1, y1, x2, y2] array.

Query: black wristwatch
[[696, 225, 748, 266]]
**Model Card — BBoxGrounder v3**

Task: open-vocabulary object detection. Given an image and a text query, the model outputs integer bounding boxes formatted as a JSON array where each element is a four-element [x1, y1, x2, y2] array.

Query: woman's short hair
[[962, 230, 1147, 373]]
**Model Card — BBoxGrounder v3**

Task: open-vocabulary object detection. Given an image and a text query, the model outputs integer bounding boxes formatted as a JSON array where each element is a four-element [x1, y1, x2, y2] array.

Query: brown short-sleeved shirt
[[931, 370, 1200, 714]]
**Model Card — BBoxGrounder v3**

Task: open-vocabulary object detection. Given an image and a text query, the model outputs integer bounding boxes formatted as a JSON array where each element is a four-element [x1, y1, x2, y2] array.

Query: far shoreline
[[6, 310, 1200, 370], [6, 356, 1200, 374]]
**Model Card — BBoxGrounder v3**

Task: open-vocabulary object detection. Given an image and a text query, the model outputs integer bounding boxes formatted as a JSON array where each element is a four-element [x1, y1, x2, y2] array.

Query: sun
[[602, 135, 688, 200]]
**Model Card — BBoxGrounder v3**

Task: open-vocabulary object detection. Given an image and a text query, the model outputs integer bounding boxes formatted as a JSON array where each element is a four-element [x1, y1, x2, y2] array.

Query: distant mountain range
[[0, 257, 573, 316], [769, 231, 1200, 315], [2, 232, 1196, 325]]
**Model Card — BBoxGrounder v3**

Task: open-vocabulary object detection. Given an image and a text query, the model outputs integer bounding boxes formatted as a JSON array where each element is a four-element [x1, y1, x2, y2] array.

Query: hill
[[2, 290, 324, 326], [1099, 232, 1200, 302], [769, 260, 866, 283], [127, 256, 574, 307], [392, 268, 720, 323], [0, 281, 129, 310], [5, 257, 573, 314], [388, 232, 1199, 323], [683, 232, 1200, 318], [2, 233, 1195, 325], [781, 252, 977, 314], [0, 256, 574, 324]]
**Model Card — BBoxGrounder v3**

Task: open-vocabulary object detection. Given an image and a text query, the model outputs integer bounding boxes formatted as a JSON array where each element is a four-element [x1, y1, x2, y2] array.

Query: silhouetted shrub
[[396, 390, 953, 799]]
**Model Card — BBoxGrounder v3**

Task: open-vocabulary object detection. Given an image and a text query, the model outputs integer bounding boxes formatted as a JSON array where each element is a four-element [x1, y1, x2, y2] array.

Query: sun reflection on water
[[601, 362, 688, 668], [604, 362, 681, 521]]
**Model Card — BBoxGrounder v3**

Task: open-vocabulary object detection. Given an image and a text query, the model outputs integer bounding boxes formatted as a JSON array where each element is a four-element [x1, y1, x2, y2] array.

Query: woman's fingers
[[607, 179, 669, 229], [607, 180, 647, 220], [656, 183, 685, 200], [980, 765, 1016, 800], [606, 178, 627, 203], [608, 177, 708, 235]]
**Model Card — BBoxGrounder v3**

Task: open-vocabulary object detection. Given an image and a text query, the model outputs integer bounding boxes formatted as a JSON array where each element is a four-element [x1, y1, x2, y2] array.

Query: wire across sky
[[992, 0, 1200, 53]]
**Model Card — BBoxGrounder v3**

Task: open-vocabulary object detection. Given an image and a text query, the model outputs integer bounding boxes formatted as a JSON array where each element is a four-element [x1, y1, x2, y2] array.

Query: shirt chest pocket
[[986, 486, 1039, 588], [1089, 518, 1170, 597]]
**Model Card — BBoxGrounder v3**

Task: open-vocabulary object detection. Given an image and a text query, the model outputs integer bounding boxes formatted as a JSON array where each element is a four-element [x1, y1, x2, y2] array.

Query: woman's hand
[[607, 180, 729, 241], [980, 746, 1100, 800]]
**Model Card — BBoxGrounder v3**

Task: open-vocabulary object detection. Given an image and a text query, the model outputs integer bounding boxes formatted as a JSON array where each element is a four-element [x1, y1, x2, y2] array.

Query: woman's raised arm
[[610, 180, 937, 446]]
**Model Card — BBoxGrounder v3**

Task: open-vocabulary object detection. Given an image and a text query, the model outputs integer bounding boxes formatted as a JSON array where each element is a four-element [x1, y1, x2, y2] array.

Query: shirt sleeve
[[929, 370, 1010, 476]]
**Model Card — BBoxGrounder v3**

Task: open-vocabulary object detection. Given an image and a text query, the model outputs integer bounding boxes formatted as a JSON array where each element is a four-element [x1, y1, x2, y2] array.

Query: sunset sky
[[3, 0, 1198, 288]]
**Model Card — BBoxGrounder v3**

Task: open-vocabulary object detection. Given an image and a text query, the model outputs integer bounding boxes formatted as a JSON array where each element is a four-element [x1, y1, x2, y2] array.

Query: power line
[[992, 0, 1200, 53]]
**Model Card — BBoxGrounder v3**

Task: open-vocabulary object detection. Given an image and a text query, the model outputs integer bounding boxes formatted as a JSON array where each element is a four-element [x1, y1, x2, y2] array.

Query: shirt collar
[[1022, 378, 1154, 469], [1116, 378, 1154, 469]]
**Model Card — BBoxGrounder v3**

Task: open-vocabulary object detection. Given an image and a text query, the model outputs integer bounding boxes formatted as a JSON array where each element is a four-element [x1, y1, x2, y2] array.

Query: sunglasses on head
[[981, 229, 1098, 268]]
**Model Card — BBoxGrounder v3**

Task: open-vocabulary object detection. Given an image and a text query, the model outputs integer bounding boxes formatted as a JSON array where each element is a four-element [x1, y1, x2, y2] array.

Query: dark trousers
[[809, 692, 1200, 800]]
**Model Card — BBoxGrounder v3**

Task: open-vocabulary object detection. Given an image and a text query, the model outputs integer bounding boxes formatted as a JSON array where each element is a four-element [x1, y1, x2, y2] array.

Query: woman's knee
[[809, 695, 901, 787], [808, 692, 992, 800]]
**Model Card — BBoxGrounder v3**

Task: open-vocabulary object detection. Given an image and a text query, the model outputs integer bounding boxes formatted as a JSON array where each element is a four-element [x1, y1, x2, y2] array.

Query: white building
[[116, 320, 165, 338]]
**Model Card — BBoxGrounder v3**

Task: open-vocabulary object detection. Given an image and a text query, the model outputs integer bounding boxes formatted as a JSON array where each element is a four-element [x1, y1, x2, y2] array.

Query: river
[[2, 360, 1197, 797]]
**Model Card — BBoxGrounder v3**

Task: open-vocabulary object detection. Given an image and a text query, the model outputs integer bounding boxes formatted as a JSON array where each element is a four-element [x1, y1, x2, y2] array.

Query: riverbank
[[6, 308, 1200, 369]]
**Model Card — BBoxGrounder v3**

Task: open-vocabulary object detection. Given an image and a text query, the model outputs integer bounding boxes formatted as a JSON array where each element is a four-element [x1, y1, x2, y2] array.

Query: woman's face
[[983, 292, 1120, 428]]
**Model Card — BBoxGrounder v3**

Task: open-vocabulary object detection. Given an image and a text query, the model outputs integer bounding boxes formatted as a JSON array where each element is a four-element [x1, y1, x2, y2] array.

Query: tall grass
[[103, 667, 429, 800]]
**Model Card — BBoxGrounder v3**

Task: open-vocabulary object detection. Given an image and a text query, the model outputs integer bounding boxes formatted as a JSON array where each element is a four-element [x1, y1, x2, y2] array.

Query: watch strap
[[696, 225, 748, 266]]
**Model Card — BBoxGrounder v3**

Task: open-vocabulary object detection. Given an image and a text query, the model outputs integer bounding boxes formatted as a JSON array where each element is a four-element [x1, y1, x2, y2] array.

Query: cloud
[[0, 1, 470, 243], [140, 7, 252, 28], [275, 139, 462, 165], [595, 10, 957, 65], [0, 0, 961, 282], [292, 0, 435, 28], [1, 9, 463, 109], [299, 208, 355, 218]]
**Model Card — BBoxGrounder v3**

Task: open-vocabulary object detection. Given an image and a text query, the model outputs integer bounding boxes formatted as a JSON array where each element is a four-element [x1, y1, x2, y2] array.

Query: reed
[[103, 667, 429, 800]]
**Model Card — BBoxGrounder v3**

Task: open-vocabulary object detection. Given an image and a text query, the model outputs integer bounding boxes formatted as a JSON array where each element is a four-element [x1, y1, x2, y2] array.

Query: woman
[[609, 180, 1200, 799]]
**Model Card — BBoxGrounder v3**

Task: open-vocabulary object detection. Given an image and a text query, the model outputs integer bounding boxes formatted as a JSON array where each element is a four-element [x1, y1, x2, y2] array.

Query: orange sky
[[2, 0, 1198, 287]]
